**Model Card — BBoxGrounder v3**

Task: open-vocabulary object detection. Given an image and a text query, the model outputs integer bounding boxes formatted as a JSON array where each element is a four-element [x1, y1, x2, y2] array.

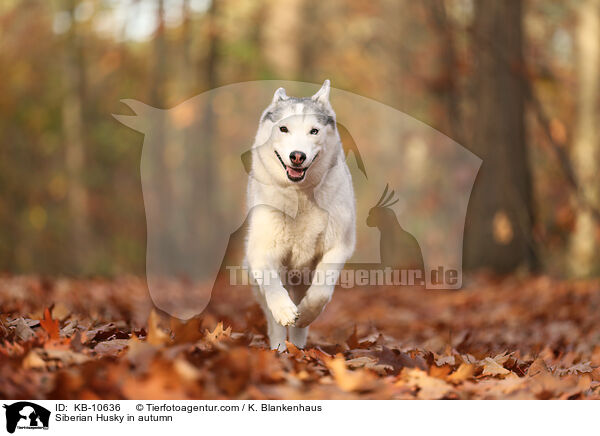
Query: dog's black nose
[[290, 151, 306, 166]]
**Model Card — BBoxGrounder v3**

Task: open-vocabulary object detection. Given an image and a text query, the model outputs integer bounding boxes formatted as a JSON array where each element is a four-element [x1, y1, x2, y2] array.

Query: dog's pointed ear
[[272, 87, 288, 104], [312, 79, 330, 104]]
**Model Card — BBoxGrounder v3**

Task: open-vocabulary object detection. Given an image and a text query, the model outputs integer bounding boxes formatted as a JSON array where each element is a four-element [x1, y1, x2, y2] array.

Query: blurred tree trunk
[[151, 0, 167, 107], [148, 0, 176, 262], [381, 0, 411, 110], [198, 0, 220, 246], [298, 0, 319, 80], [425, 0, 464, 145], [62, 0, 91, 273], [179, 0, 195, 96], [568, 0, 600, 277], [464, 0, 536, 273], [262, 0, 304, 77], [204, 0, 219, 91]]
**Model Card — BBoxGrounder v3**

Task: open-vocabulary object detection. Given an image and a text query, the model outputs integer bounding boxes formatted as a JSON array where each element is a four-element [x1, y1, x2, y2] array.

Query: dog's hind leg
[[288, 326, 308, 349]]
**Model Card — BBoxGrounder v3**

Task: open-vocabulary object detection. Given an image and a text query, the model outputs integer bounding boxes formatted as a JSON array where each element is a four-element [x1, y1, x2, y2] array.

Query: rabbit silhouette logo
[[3, 402, 50, 433]]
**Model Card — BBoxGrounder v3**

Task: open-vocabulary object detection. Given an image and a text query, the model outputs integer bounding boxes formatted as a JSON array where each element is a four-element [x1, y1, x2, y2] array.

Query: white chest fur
[[273, 190, 328, 270]]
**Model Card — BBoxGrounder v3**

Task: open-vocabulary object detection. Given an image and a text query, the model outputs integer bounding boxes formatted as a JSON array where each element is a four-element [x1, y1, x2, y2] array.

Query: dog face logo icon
[[3, 402, 50, 433]]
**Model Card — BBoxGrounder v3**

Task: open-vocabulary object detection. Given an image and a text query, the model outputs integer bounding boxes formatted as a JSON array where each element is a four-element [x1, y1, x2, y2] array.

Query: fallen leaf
[[40, 308, 60, 340], [126, 335, 158, 373], [87, 322, 129, 343], [401, 368, 453, 399], [44, 349, 90, 366], [373, 346, 427, 375], [13, 318, 35, 341], [52, 303, 71, 321], [22, 350, 46, 369], [345, 356, 391, 375], [434, 354, 456, 366], [93, 339, 129, 356], [173, 358, 202, 382], [447, 363, 476, 384], [285, 341, 304, 359], [170, 317, 203, 344], [325, 354, 376, 392], [481, 357, 511, 377], [147, 310, 170, 346], [204, 322, 232, 345], [555, 362, 593, 376], [429, 364, 452, 379], [527, 358, 550, 377]]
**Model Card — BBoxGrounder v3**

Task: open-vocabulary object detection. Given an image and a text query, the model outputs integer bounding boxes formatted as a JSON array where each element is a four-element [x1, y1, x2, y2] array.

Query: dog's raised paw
[[269, 299, 299, 326]]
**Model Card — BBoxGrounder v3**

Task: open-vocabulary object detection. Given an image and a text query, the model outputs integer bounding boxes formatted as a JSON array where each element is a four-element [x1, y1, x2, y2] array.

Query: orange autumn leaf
[[147, 309, 170, 346], [170, 316, 203, 345], [429, 364, 452, 379], [40, 307, 60, 341], [447, 363, 476, 384], [285, 341, 304, 359], [325, 354, 376, 392], [400, 368, 453, 399], [204, 322, 231, 344]]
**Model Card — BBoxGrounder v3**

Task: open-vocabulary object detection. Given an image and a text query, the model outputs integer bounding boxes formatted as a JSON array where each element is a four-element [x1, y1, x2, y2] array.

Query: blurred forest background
[[1, 0, 599, 280]]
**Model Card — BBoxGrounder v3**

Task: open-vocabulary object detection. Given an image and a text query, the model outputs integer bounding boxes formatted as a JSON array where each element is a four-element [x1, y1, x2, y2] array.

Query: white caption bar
[[0, 400, 594, 435]]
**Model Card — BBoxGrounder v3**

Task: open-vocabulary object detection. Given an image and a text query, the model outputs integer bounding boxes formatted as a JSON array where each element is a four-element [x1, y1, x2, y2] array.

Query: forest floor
[[1, 274, 599, 399]]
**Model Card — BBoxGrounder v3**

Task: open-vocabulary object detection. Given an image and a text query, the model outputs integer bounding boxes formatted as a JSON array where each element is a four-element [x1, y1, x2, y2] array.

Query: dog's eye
[[309, 128, 319, 135], [279, 126, 288, 133]]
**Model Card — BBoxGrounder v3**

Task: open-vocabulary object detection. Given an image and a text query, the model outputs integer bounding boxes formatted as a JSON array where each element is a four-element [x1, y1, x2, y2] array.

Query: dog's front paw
[[295, 286, 333, 328], [295, 302, 320, 328], [266, 293, 299, 326]]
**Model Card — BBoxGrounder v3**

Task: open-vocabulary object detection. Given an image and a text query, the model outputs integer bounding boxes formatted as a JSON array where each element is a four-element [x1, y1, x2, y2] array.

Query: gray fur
[[262, 97, 335, 126]]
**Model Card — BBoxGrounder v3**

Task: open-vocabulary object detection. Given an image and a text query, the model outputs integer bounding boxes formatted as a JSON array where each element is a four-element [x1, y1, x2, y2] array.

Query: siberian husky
[[245, 80, 356, 350]]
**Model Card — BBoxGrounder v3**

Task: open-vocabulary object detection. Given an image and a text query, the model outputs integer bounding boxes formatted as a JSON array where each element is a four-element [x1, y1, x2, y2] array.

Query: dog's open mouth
[[274, 151, 318, 182]]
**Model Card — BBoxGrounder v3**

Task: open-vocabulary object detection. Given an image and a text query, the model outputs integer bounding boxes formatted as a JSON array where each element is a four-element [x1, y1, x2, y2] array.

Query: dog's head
[[253, 80, 340, 185]]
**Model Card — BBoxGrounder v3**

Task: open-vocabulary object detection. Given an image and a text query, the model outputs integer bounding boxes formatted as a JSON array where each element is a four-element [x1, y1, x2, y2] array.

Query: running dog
[[245, 80, 356, 350]]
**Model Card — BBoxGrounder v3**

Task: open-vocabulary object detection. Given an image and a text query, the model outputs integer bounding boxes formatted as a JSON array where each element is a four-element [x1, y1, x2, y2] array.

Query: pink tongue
[[287, 167, 304, 178]]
